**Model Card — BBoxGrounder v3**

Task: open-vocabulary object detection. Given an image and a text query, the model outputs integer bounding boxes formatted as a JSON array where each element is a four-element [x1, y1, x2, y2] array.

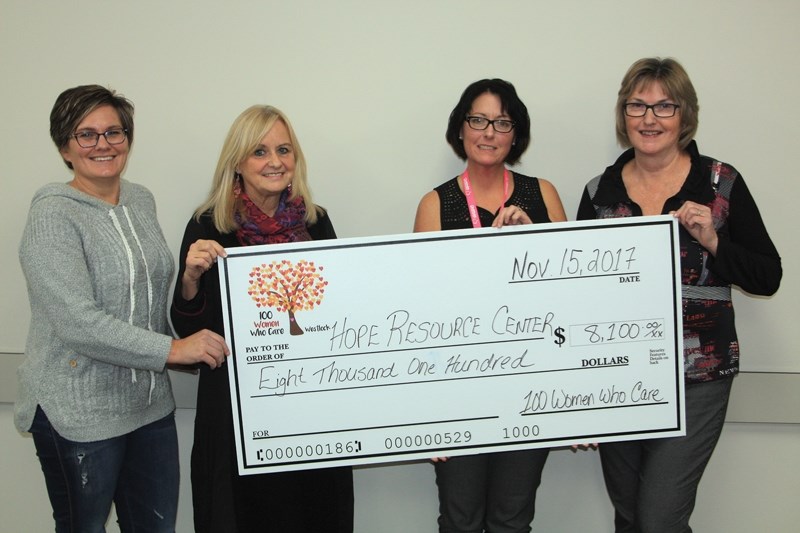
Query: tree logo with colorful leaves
[[247, 259, 328, 335]]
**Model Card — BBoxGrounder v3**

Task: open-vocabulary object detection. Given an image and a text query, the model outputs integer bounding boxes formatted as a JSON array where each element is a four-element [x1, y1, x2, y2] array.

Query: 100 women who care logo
[[247, 259, 328, 337]]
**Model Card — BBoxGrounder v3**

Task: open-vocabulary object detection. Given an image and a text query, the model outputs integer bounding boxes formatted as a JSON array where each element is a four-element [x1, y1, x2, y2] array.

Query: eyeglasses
[[623, 103, 680, 118], [72, 129, 128, 148], [465, 116, 515, 133]]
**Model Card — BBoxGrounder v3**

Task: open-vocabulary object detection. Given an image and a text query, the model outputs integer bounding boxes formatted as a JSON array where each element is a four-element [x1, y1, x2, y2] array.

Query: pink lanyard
[[461, 168, 510, 228]]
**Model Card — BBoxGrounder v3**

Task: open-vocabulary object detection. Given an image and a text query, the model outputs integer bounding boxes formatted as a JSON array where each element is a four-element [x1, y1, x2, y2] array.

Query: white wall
[[1, 0, 798, 372], [1, 1, 798, 531]]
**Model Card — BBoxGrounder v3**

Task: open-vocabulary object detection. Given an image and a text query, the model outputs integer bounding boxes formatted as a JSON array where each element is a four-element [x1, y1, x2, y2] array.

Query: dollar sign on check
[[554, 327, 566, 347]]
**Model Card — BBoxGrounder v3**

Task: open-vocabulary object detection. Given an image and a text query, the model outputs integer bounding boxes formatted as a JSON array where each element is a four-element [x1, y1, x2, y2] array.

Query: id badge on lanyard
[[461, 168, 510, 228]]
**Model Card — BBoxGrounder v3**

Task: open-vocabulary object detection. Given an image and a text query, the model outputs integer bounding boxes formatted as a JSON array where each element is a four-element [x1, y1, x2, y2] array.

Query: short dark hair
[[445, 79, 531, 164], [616, 57, 699, 150], [50, 85, 135, 169]]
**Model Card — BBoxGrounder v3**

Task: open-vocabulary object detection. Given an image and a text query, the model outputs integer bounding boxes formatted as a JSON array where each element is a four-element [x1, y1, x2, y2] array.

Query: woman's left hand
[[492, 205, 532, 227], [671, 201, 718, 256]]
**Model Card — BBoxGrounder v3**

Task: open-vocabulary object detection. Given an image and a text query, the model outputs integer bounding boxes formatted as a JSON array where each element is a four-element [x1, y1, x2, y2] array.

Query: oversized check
[[218, 215, 685, 474]]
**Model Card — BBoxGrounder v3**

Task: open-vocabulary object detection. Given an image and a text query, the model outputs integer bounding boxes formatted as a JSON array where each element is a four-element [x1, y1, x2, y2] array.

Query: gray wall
[[1, 1, 798, 531]]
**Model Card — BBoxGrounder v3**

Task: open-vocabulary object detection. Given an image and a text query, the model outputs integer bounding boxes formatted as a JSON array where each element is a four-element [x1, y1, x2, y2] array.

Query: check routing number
[[218, 215, 685, 474]]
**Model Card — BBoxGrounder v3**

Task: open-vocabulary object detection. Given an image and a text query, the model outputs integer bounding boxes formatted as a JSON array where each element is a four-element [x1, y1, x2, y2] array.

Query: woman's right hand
[[181, 239, 227, 300], [492, 205, 533, 227], [168, 329, 230, 369]]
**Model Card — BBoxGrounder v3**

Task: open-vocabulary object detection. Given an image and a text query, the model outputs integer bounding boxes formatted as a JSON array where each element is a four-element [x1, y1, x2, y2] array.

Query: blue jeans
[[435, 448, 550, 533], [30, 406, 179, 533], [599, 377, 733, 533]]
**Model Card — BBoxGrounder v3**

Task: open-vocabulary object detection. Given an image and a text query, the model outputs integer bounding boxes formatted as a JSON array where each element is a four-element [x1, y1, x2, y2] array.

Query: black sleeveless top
[[434, 172, 550, 230]]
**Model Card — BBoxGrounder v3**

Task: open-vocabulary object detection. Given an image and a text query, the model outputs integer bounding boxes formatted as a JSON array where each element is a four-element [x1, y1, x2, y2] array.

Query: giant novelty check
[[219, 215, 685, 474]]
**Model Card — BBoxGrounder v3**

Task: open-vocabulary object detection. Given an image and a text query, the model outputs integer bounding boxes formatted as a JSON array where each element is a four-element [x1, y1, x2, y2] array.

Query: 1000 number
[[502, 425, 540, 439]]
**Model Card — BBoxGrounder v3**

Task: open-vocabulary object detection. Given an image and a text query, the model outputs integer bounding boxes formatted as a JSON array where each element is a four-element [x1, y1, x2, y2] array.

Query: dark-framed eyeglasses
[[465, 116, 515, 133], [72, 129, 128, 148], [623, 103, 680, 118]]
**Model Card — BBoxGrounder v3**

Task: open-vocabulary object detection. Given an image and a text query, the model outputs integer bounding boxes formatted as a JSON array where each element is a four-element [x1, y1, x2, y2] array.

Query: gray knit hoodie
[[16, 180, 176, 442]]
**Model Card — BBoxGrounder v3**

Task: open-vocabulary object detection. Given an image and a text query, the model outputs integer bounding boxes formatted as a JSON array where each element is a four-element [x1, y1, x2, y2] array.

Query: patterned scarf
[[235, 189, 311, 246]]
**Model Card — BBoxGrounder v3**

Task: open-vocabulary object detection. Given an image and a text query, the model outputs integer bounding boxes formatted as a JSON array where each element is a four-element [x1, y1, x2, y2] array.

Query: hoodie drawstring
[[109, 206, 157, 404]]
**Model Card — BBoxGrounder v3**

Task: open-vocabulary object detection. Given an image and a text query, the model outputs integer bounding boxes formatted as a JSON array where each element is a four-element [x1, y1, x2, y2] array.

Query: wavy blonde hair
[[194, 105, 319, 233]]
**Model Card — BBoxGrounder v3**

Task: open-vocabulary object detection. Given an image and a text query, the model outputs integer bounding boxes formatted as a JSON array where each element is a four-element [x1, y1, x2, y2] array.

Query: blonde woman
[[171, 105, 352, 532]]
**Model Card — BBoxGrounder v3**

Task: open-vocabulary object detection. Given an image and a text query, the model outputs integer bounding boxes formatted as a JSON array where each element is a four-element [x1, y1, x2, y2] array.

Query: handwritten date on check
[[219, 216, 685, 474]]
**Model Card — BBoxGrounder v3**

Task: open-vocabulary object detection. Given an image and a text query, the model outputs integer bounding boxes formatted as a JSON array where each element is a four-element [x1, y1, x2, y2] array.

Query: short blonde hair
[[195, 105, 319, 233], [616, 57, 699, 150]]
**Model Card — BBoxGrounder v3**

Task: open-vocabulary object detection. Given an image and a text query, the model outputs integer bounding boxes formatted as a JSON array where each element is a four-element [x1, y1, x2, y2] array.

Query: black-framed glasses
[[72, 129, 128, 148], [465, 116, 515, 133], [623, 103, 680, 118]]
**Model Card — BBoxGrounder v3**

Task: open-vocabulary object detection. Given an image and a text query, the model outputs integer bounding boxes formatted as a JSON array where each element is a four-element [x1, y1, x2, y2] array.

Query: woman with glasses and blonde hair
[[578, 57, 782, 532], [171, 105, 353, 533], [414, 79, 566, 533], [17, 84, 229, 532]]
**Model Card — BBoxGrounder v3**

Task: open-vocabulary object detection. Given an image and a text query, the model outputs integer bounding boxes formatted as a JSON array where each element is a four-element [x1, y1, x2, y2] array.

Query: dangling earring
[[233, 172, 243, 197]]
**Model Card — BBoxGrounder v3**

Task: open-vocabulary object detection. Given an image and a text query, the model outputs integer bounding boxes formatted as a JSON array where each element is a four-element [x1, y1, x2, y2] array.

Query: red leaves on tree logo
[[248, 259, 328, 335]]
